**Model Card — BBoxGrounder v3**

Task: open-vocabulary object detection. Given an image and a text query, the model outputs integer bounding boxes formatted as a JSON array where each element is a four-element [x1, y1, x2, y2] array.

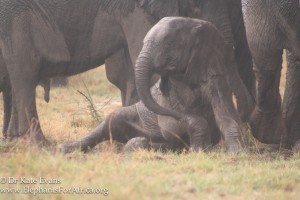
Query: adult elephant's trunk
[[135, 49, 182, 120]]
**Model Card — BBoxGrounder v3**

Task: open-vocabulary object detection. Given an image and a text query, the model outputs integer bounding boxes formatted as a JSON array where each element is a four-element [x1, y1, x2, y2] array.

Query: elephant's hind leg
[[105, 48, 139, 107], [7, 65, 47, 145], [58, 105, 141, 154], [2, 13, 48, 145]]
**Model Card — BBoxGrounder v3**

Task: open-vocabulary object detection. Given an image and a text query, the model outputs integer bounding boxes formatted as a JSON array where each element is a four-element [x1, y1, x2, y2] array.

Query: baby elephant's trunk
[[135, 48, 182, 120]]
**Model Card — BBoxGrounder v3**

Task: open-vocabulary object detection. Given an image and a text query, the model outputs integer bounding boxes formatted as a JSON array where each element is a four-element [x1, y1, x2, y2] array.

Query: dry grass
[[0, 58, 299, 200]]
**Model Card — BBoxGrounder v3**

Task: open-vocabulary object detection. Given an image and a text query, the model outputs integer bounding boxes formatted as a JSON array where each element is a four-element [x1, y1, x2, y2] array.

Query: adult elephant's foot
[[7, 124, 50, 147], [23, 120, 51, 147], [123, 137, 150, 152], [29, 131, 50, 147], [249, 106, 285, 144]]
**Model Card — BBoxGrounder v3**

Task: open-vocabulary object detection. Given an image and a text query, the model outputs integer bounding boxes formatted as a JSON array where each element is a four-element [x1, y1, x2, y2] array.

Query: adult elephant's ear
[[184, 24, 224, 86], [30, 10, 70, 63]]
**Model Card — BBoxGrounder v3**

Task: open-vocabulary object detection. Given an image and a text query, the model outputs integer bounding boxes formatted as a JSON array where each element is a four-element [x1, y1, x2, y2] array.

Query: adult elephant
[[194, 0, 255, 100], [242, 0, 300, 150], [0, 0, 253, 145]]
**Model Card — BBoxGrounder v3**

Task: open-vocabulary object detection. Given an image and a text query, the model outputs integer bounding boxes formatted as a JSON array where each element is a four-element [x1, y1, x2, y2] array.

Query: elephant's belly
[[156, 93, 186, 142]]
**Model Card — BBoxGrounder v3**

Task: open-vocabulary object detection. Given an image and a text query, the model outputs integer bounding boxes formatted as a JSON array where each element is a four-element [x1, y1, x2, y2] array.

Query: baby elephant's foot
[[58, 142, 83, 154], [123, 137, 150, 152]]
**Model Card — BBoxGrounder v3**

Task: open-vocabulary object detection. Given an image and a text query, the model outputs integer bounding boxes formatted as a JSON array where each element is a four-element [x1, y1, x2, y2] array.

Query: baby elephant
[[59, 17, 244, 154]]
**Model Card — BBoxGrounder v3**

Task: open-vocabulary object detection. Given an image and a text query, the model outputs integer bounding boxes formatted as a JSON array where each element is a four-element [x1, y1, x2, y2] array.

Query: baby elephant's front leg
[[182, 115, 212, 152]]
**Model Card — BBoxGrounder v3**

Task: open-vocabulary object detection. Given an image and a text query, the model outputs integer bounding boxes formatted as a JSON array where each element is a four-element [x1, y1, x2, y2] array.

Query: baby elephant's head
[[135, 17, 226, 119]]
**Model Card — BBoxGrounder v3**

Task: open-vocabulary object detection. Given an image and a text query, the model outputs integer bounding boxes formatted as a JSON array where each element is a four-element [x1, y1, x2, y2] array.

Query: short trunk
[[135, 49, 182, 120]]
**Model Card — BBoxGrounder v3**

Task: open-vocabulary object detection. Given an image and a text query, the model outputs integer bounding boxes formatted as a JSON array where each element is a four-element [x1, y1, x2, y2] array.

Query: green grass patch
[[0, 65, 299, 200]]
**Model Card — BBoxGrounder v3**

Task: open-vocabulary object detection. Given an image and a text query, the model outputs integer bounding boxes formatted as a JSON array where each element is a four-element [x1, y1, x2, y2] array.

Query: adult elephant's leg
[[225, 49, 255, 122], [250, 51, 285, 144], [59, 106, 140, 154], [121, 7, 155, 67], [229, 0, 256, 98], [6, 68, 46, 144], [7, 92, 18, 138], [234, 38, 255, 99], [2, 21, 46, 144], [7, 65, 46, 144], [2, 86, 11, 138], [213, 1, 254, 121], [283, 51, 300, 150], [105, 48, 139, 106], [0, 54, 11, 138], [203, 76, 243, 153]]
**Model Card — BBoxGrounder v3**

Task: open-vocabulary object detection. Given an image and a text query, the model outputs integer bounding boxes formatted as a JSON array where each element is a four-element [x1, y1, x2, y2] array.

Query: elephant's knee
[[185, 116, 209, 134], [107, 108, 130, 126]]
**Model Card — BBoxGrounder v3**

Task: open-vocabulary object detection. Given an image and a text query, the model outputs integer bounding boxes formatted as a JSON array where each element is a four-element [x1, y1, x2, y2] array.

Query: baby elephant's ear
[[184, 25, 209, 86], [184, 24, 224, 86]]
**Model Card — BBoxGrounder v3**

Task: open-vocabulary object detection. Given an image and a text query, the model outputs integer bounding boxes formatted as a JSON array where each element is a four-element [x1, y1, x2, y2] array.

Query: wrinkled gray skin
[[135, 17, 243, 153], [53, 0, 256, 103], [0, 0, 253, 145], [0, 49, 50, 138], [242, 0, 300, 150], [59, 18, 243, 154], [193, 0, 255, 120], [59, 79, 212, 154]]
